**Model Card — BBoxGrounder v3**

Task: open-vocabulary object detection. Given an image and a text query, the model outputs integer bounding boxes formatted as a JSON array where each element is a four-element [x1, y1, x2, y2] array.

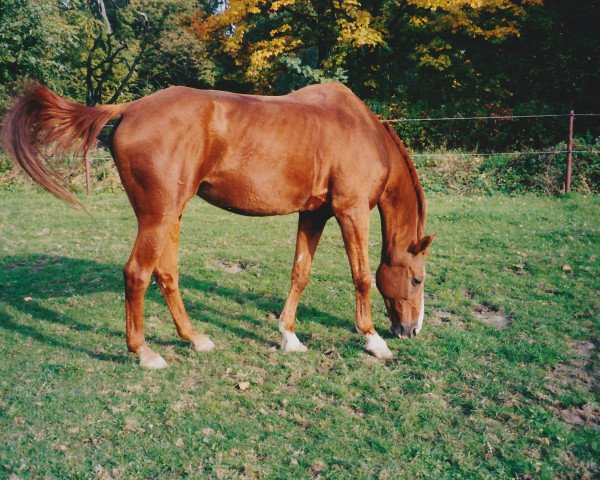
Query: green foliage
[[369, 0, 599, 150], [0, 0, 597, 150], [415, 152, 495, 195], [0, 0, 51, 106], [413, 137, 600, 195], [276, 54, 348, 93], [133, 0, 219, 93], [0, 0, 217, 108], [493, 137, 600, 194]]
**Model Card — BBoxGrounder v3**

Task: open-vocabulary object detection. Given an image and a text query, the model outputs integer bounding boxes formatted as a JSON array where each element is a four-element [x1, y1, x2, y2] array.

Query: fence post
[[565, 110, 574, 193], [84, 150, 92, 196]]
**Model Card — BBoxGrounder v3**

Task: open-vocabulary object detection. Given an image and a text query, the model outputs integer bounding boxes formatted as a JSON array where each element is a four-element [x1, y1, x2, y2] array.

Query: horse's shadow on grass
[[0, 254, 356, 364]]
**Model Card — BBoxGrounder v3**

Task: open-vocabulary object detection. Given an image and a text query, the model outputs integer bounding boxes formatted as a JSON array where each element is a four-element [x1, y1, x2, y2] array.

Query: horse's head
[[376, 234, 435, 338]]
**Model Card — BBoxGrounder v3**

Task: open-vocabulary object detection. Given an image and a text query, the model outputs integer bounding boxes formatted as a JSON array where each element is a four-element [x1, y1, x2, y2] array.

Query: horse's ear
[[413, 233, 435, 255]]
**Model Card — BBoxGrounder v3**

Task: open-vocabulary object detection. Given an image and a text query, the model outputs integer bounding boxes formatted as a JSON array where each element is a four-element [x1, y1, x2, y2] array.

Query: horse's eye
[[412, 277, 422, 287]]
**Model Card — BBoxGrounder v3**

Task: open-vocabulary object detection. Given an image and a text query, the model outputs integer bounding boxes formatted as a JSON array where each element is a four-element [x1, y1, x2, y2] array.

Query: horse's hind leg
[[124, 216, 179, 369], [154, 218, 215, 352], [279, 209, 330, 352]]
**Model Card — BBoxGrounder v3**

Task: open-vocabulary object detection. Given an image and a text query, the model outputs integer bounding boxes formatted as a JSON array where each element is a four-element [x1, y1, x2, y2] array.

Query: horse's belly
[[197, 171, 321, 216]]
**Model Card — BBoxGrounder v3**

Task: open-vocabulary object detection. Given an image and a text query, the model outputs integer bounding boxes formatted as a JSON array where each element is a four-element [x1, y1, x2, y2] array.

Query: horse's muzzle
[[392, 323, 418, 338]]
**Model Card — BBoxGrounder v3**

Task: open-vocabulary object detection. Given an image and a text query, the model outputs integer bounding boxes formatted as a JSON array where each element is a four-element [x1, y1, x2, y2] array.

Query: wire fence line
[[383, 113, 600, 122], [411, 150, 599, 158], [4, 111, 599, 188], [84, 150, 599, 160], [2, 113, 599, 128], [381, 111, 600, 167]]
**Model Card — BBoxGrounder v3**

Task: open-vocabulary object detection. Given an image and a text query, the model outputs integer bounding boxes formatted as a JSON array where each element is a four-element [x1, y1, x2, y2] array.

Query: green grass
[[0, 191, 598, 479]]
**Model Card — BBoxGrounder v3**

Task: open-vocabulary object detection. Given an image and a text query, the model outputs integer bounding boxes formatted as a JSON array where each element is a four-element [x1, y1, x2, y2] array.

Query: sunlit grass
[[0, 191, 598, 478]]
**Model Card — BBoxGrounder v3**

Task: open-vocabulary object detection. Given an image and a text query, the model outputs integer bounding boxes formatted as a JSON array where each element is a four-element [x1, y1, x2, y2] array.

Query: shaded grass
[[0, 191, 598, 479]]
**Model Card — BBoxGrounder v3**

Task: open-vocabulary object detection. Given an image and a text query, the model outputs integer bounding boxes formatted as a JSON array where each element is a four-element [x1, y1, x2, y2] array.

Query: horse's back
[[111, 84, 393, 216]]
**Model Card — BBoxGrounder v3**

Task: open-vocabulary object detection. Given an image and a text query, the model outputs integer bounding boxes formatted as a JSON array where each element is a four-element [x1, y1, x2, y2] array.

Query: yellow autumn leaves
[[200, 0, 384, 82], [197, 0, 544, 84]]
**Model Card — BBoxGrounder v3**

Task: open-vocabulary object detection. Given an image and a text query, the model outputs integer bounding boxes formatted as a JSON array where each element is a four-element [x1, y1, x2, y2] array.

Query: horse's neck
[[378, 163, 420, 264]]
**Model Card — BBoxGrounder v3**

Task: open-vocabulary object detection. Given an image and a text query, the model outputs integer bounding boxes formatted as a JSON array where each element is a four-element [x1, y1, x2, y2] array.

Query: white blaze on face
[[415, 290, 425, 334], [415, 269, 425, 334]]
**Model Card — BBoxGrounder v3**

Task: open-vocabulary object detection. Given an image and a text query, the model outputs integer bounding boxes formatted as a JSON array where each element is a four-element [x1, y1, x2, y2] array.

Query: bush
[[491, 137, 600, 194], [0, 148, 123, 194], [413, 152, 494, 195], [413, 136, 599, 195]]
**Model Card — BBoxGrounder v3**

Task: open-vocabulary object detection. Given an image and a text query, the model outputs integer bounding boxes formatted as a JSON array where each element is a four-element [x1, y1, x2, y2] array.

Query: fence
[[2, 112, 598, 194], [383, 111, 600, 193], [89, 111, 599, 194]]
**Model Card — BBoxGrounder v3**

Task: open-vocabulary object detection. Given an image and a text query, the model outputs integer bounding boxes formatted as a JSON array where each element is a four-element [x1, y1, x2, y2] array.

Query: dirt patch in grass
[[429, 308, 465, 328], [546, 339, 599, 429], [570, 340, 596, 357], [430, 308, 459, 323], [472, 304, 510, 328], [216, 259, 247, 274], [555, 404, 600, 427], [545, 362, 598, 396]]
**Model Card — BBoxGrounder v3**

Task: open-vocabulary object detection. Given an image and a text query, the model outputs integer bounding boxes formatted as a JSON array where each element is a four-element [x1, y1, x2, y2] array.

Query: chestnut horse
[[2, 82, 434, 368]]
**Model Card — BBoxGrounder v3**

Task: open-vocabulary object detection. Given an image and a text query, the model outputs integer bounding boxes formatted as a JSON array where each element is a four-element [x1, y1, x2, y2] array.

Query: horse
[[2, 82, 434, 369]]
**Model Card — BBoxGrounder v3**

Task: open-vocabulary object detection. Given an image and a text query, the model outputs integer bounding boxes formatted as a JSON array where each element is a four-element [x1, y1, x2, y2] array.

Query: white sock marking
[[192, 335, 215, 352], [279, 321, 308, 352], [364, 332, 392, 359], [139, 352, 168, 369]]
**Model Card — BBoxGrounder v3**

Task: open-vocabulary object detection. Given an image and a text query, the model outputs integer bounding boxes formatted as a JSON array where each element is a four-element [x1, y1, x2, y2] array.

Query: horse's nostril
[[396, 325, 418, 338]]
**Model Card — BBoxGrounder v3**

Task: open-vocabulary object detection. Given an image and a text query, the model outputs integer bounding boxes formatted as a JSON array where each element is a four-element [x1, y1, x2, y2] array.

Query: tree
[[0, 0, 56, 107], [196, 0, 386, 92], [52, 0, 150, 105]]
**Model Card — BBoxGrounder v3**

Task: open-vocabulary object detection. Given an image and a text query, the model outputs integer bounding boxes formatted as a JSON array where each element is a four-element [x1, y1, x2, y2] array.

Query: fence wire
[[379, 113, 599, 160], [3, 111, 598, 162], [411, 150, 598, 158], [383, 113, 600, 122]]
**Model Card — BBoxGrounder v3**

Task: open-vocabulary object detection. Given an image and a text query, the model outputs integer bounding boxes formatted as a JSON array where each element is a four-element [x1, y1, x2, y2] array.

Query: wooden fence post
[[84, 150, 92, 196], [565, 110, 574, 193]]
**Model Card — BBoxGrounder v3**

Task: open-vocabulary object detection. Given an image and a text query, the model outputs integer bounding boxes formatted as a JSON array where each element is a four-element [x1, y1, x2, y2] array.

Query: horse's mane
[[381, 121, 426, 238]]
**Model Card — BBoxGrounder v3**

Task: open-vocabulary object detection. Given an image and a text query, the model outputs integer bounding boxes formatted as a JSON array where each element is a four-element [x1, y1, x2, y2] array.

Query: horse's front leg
[[279, 209, 330, 352], [335, 205, 393, 359]]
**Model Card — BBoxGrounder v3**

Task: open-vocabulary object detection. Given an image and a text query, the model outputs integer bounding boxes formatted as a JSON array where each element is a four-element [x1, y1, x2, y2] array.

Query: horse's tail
[[1, 83, 126, 208]]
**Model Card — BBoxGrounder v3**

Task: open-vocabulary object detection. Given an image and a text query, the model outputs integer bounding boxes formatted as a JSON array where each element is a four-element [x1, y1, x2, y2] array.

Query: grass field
[[0, 191, 598, 479]]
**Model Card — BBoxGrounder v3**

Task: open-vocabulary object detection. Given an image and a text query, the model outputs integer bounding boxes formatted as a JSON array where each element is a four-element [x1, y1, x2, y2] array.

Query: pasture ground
[[0, 191, 598, 479]]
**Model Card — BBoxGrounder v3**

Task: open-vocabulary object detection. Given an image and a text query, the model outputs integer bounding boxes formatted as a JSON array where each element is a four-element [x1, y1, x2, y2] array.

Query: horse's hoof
[[192, 335, 215, 352], [279, 322, 308, 353], [364, 333, 393, 359], [139, 352, 168, 369], [281, 338, 309, 352]]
